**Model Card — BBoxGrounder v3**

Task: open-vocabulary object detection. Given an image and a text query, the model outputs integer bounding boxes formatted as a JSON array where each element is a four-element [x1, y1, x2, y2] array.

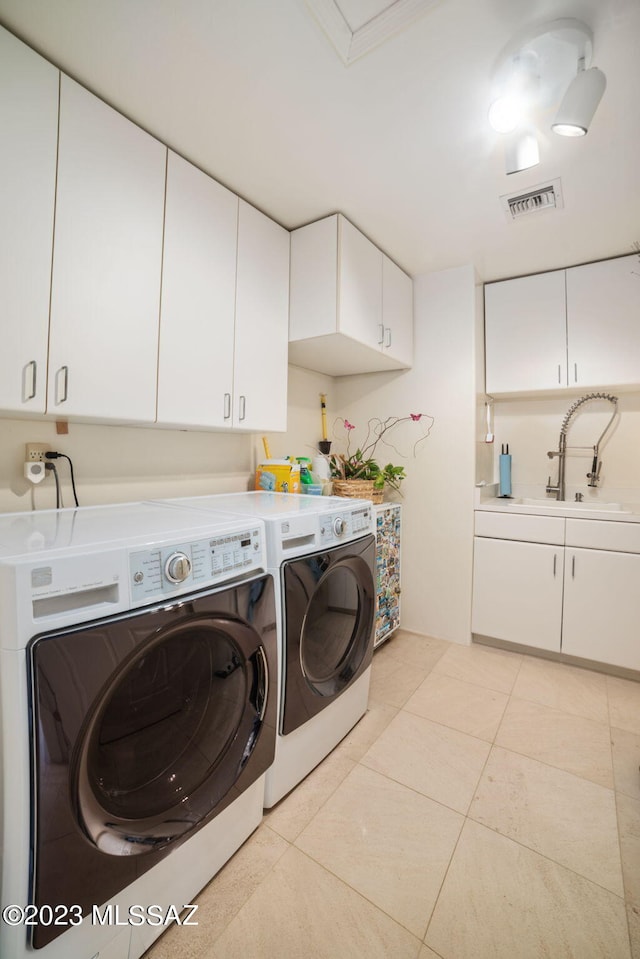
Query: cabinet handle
[[557, 364, 561, 384], [384, 327, 392, 348], [23, 360, 37, 401], [553, 554, 557, 577], [574, 362, 578, 383], [378, 324, 385, 345], [223, 393, 231, 420], [239, 395, 246, 421], [571, 555, 575, 579], [55, 366, 69, 405]]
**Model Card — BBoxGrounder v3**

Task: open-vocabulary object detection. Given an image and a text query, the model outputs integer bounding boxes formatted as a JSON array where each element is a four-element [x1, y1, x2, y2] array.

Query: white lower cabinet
[[471, 536, 563, 652], [473, 513, 640, 672], [562, 547, 640, 671]]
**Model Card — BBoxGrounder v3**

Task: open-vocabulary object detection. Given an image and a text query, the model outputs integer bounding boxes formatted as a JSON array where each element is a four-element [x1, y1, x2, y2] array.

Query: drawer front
[[475, 510, 565, 545], [566, 519, 640, 554]]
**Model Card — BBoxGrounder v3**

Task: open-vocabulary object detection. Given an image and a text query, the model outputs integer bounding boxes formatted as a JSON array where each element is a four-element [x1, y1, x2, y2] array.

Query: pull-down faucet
[[546, 393, 618, 501]]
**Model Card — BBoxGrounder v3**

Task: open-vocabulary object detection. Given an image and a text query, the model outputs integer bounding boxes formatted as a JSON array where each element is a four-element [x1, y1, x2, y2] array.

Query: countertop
[[475, 485, 640, 524]]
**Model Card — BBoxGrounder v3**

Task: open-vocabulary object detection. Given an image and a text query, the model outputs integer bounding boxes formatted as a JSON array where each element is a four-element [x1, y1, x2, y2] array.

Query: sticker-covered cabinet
[[374, 503, 402, 648]]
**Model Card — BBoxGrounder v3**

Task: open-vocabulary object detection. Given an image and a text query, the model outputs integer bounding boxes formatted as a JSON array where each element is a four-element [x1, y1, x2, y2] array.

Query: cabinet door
[[566, 255, 640, 389], [0, 28, 58, 414], [338, 216, 383, 351], [234, 201, 290, 432], [562, 547, 640, 670], [382, 255, 413, 368], [472, 537, 563, 651], [289, 215, 339, 341], [157, 152, 238, 429], [485, 271, 567, 393], [48, 77, 166, 422]]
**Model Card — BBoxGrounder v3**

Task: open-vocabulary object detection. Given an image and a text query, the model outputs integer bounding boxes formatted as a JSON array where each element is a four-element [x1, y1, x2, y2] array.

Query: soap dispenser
[[499, 444, 512, 498]]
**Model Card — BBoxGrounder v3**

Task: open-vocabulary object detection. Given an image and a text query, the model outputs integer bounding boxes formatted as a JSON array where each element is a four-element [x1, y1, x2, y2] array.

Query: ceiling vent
[[500, 178, 564, 220]]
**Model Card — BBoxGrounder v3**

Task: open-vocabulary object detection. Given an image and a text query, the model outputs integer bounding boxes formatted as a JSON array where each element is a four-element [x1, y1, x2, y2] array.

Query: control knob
[[165, 551, 192, 584], [333, 516, 346, 537]]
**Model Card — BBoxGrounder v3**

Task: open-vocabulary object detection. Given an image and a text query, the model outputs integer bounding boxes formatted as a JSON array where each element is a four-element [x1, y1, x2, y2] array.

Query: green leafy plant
[[328, 413, 434, 495]]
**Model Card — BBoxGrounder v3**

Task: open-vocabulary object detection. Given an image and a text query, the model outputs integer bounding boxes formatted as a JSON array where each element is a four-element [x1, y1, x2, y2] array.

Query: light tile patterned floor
[[145, 630, 640, 959]]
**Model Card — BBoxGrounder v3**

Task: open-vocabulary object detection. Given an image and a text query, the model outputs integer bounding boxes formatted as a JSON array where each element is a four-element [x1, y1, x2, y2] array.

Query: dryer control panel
[[319, 505, 373, 545], [130, 526, 263, 601]]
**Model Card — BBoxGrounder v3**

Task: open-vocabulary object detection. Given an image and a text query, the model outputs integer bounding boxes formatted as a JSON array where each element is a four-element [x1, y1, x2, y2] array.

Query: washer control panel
[[130, 527, 263, 601], [319, 505, 373, 545]]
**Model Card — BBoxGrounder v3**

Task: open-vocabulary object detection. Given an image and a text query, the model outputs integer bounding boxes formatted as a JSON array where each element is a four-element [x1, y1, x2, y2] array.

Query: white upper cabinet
[[0, 27, 58, 415], [48, 76, 166, 423], [485, 254, 640, 395], [339, 217, 383, 353], [566, 254, 640, 389], [289, 214, 413, 376], [233, 200, 290, 432], [382, 254, 413, 368], [157, 151, 238, 430], [484, 270, 567, 394]]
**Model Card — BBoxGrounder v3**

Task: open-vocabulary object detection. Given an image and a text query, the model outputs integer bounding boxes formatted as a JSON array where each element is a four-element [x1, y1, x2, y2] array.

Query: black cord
[[45, 462, 62, 509], [60, 454, 79, 506], [45, 452, 79, 506]]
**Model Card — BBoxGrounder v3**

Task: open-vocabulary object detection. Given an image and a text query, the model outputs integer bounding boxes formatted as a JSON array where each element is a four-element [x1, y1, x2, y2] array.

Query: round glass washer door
[[71, 615, 268, 856], [299, 556, 374, 697]]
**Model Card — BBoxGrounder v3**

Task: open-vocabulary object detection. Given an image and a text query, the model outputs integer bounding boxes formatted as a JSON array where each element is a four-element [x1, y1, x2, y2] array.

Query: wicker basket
[[332, 479, 384, 504]]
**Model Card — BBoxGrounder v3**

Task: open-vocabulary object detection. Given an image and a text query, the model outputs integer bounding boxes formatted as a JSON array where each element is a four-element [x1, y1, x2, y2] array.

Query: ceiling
[[0, 0, 638, 281]]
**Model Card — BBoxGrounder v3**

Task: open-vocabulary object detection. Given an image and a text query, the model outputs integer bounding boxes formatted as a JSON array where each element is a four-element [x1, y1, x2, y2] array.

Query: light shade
[[552, 66, 606, 136], [505, 131, 540, 175]]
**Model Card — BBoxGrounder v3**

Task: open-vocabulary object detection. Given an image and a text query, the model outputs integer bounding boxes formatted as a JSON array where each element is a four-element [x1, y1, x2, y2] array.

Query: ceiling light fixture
[[488, 19, 606, 172], [488, 95, 521, 134], [505, 131, 540, 175], [551, 63, 607, 136]]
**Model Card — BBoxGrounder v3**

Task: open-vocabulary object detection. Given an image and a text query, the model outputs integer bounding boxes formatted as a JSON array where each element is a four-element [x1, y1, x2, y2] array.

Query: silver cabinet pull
[[23, 360, 37, 401], [239, 395, 246, 421], [553, 554, 557, 577], [571, 555, 576, 579], [55, 366, 69, 405], [384, 327, 392, 348], [574, 362, 578, 383], [223, 393, 231, 420], [558, 364, 561, 384], [378, 323, 385, 345]]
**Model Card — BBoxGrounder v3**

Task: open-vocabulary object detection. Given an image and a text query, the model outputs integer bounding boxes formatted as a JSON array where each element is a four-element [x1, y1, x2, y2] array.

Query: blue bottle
[[499, 444, 512, 498]]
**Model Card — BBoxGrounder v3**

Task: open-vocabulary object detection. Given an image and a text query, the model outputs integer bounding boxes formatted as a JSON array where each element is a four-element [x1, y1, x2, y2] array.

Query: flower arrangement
[[329, 412, 435, 496]]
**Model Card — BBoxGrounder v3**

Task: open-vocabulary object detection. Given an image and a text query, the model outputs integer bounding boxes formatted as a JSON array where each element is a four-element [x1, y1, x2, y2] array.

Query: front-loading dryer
[[0, 502, 277, 959], [153, 492, 376, 807]]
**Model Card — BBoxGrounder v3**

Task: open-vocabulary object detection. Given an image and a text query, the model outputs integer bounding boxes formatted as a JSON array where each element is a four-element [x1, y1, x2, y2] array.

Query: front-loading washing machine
[[153, 492, 376, 807], [0, 501, 277, 959]]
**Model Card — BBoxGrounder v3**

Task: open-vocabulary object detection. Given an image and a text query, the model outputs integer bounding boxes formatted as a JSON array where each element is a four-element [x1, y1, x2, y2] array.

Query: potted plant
[[328, 413, 434, 502]]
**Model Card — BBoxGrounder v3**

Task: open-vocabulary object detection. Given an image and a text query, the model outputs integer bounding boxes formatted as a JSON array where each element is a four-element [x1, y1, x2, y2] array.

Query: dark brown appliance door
[[281, 534, 375, 735], [29, 574, 276, 948]]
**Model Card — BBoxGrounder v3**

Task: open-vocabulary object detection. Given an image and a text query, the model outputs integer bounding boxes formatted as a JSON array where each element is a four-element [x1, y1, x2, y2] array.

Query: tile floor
[[145, 630, 640, 959]]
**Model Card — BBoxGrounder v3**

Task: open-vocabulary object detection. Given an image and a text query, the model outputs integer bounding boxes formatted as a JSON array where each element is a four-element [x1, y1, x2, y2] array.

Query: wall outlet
[[26, 443, 50, 462]]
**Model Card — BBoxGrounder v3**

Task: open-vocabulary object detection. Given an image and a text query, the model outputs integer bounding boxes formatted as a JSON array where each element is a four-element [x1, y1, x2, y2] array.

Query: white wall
[[333, 264, 480, 644], [253, 364, 334, 466]]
